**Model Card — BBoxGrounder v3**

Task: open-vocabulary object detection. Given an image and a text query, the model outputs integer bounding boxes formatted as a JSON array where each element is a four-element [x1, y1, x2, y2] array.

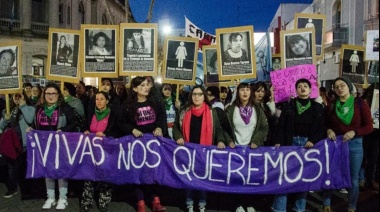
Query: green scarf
[[335, 95, 355, 125], [64, 95, 73, 103], [164, 97, 173, 111], [44, 103, 58, 118], [95, 107, 110, 121], [31, 96, 39, 102], [296, 99, 311, 114]]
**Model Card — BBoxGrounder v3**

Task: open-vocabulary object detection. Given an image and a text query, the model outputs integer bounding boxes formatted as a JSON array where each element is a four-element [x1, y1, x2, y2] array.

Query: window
[[78, 2, 85, 24], [59, 4, 64, 23], [67, 6, 71, 24]]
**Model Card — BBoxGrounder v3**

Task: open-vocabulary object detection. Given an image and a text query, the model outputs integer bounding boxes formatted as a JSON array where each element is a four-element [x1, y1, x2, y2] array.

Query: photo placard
[[216, 26, 256, 80], [162, 36, 198, 85], [0, 41, 22, 94], [272, 54, 281, 71], [202, 45, 233, 87], [364, 30, 379, 61], [280, 28, 316, 69], [119, 23, 158, 76], [340, 44, 365, 84], [294, 13, 326, 61], [80, 24, 119, 78], [46, 28, 80, 83]]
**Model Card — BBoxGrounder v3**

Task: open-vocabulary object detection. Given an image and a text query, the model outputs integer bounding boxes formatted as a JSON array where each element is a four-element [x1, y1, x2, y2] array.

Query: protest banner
[[27, 131, 351, 194], [269, 64, 318, 103], [185, 16, 217, 52]]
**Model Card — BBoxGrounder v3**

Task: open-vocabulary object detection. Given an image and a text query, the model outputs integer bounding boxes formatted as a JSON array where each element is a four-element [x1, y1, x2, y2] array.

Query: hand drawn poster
[[270, 64, 318, 103]]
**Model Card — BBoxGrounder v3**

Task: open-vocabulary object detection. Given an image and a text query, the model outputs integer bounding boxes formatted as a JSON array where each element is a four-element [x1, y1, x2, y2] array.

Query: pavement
[[0, 165, 379, 212]]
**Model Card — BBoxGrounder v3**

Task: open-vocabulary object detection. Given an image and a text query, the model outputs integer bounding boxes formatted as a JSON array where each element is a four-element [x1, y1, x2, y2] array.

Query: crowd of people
[[0, 76, 378, 212]]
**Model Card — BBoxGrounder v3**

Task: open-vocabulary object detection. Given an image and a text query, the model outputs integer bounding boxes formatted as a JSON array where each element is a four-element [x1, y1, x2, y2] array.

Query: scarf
[[31, 96, 39, 102], [296, 99, 311, 115], [182, 102, 213, 145], [164, 97, 173, 111], [239, 105, 253, 125], [64, 95, 73, 103], [335, 95, 355, 125], [95, 107, 110, 121], [44, 103, 57, 118]]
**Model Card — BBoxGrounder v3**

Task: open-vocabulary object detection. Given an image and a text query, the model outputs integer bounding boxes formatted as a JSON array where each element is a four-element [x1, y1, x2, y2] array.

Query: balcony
[[0, 18, 48, 37], [324, 23, 349, 51]]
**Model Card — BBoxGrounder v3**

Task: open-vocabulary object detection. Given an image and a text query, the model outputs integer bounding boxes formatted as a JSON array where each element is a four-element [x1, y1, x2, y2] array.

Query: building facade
[[0, 0, 127, 85]]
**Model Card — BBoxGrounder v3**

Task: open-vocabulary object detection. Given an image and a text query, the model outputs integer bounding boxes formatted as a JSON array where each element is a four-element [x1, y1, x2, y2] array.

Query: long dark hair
[[251, 81, 270, 103], [126, 76, 154, 118], [233, 82, 255, 107]]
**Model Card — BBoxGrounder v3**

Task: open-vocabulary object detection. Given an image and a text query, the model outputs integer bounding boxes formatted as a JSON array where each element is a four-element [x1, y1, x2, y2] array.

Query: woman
[[251, 82, 278, 146], [57, 35, 73, 63], [272, 78, 325, 212], [286, 34, 310, 58], [223, 33, 249, 63], [89, 31, 111, 56], [224, 82, 268, 212], [323, 77, 373, 212], [173, 85, 226, 212], [0, 92, 35, 198], [0, 49, 16, 76], [30, 85, 43, 106], [160, 83, 180, 139], [80, 91, 119, 212], [29, 83, 78, 210], [117, 76, 166, 212]]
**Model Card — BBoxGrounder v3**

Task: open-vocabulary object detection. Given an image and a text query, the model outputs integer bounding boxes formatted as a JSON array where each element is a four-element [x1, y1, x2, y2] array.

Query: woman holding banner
[[323, 77, 373, 212], [80, 91, 119, 212], [272, 78, 325, 212], [117, 76, 167, 212], [173, 85, 226, 212], [28, 83, 77, 210], [223, 82, 268, 212]]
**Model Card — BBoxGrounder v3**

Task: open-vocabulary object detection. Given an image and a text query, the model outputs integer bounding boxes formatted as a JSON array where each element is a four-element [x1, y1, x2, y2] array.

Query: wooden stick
[[176, 84, 180, 102], [5, 94, 10, 115]]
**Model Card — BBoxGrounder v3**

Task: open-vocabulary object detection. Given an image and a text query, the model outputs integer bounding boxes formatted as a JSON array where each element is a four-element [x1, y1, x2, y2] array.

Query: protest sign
[[27, 131, 350, 194], [270, 64, 318, 103]]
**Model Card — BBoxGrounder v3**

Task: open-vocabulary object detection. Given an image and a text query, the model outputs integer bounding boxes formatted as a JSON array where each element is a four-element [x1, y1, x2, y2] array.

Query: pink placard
[[270, 64, 318, 103]]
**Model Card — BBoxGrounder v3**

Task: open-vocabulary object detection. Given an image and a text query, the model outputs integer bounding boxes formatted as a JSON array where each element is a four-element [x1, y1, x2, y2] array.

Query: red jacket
[[326, 98, 373, 136], [0, 128, 22, 160]]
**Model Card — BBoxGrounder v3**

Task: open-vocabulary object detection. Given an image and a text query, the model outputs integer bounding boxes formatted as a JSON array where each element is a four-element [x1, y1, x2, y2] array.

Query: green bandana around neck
[[44, 103, 58, 118], [164, 97, 173, 111], [64, 95, 73, 103], [296, 99, 311, 114], [95, 107, 110, 121], [335, 95, 355, 125], [31, 96, 39, 102]]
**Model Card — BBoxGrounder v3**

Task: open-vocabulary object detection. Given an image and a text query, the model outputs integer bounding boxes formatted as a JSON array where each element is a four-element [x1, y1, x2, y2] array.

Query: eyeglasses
[[163, 88, 171, 91], [334, 84, 346, 90], [192, 92, 204, 97], [45, 93, 58, 97]]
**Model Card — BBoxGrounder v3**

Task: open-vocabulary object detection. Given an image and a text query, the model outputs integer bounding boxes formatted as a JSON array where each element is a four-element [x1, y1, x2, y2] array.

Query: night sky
[[127, 0, 314, 33]]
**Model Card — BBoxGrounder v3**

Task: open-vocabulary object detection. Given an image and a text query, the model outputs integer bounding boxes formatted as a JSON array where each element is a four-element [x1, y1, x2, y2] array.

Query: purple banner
[[26, 131, 351, 194]]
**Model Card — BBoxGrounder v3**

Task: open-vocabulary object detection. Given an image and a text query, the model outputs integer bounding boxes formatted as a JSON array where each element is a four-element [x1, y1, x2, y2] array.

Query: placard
[[340, 45, 366, 84], [270, 64, 318, 103], [80, 24, 119, 78], [202, 45, 233, 86], [364, 30, 379, 61], [0, 41, 22, 93], [294, 13, 326, 61], [46, 28, 80, 83], [216, 26, 256, 80], [280, 28, 316, 69], [119, 23, 158, 76], [272, 54, 281, 71], [162, 36, 198, 85], [371, 89, 379, 129]]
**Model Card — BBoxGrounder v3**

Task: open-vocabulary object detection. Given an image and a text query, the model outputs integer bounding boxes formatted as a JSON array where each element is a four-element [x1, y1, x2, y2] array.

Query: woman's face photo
[[96, 36, 106, 48], [230, 35, 243, 53], [290, 39, 307, 56], [60, 36, 66, 43], [0, 51, 12, 72], [133, 32, 141, 40]]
